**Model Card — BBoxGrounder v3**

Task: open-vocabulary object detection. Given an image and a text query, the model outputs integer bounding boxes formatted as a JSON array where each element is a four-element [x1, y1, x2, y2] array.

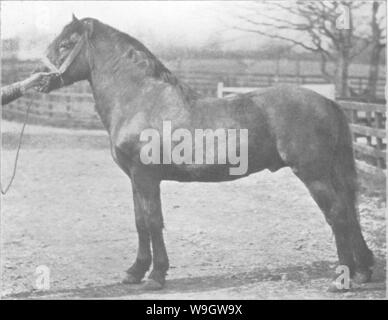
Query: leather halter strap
[[41, 33, 86, 84]]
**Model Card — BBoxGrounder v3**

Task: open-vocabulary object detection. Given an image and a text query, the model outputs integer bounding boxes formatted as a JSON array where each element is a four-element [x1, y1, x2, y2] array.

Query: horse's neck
[[86, 31, 199, 133], [87, 38, 147, 131]]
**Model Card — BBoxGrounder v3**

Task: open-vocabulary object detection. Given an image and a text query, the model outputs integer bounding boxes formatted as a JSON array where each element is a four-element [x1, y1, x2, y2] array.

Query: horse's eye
[[59, 42, 71, 50]]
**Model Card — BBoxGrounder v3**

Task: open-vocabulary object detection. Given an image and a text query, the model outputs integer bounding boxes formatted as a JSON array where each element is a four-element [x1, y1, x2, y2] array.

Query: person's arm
[[1, 81, 25, 105], [1, 73, 55, 105]]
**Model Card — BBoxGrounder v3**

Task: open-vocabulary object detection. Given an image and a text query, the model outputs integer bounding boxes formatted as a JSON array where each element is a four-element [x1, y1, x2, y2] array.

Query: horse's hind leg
[[296, 167, 374, 290], [330, 168, 374, 283], [299, 176, 356, 277]]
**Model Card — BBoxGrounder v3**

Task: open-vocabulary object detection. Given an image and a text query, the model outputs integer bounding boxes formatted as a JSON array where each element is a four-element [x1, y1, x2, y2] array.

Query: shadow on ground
[[5, 258, 386, 299]]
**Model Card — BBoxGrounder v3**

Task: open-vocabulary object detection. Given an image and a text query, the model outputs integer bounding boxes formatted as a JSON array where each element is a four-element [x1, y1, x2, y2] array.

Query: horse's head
[[37, 14, 94, 91]]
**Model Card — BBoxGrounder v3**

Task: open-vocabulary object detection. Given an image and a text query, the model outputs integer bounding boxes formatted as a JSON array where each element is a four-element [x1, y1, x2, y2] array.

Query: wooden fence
[[3, 87, 102, 129], [217, 82, 336, 100], [338, 100, 386, 176], [1, 59, 386, 98], [174, 70, 386, 98]]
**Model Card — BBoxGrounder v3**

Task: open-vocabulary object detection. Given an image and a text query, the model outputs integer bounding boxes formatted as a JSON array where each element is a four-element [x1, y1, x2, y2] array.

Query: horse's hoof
[[352, 270, 372, 284], [122, 273, 142, 284], [142, 279, 164, 290]]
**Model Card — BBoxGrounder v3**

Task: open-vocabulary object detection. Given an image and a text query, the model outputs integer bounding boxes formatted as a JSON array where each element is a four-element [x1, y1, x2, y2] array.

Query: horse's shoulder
[[110, 111, 149, 150]]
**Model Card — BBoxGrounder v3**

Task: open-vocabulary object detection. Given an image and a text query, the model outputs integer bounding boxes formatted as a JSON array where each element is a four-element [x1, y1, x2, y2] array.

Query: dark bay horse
[[37, 16, 373, 291]]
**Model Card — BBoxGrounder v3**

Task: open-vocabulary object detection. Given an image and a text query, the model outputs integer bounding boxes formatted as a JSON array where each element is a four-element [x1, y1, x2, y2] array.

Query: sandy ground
[[0, 120, 386, 299]]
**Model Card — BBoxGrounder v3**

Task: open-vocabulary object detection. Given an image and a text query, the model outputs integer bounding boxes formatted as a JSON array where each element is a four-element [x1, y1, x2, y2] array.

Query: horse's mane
[[83, 18, 198, 99]]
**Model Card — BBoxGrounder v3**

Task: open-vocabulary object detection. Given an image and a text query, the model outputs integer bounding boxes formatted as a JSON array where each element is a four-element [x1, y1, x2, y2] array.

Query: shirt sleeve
[[1, 82, 24, 105]]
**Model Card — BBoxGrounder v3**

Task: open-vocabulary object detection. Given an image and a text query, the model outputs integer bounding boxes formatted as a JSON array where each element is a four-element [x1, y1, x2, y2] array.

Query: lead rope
[[1, 99, 33, 195], [1, 31, 88, 195]]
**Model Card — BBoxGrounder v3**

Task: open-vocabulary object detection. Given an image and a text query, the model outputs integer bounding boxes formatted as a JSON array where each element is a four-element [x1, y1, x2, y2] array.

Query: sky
[[2, 1, 381, 60], [1, 1, 264, 51]]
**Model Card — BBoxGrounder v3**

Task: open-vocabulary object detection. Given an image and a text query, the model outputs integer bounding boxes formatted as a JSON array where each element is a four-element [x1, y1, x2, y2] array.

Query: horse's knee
[[135, 215, 148, 233], [145, 214, 164, 232]]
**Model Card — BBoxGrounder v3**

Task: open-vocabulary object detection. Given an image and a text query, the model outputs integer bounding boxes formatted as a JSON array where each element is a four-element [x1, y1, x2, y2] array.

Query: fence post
[[48, 103, 53, 118], [350, 109, 358, 142], [43, 94, 53, 118], [66, 95, 71, 119], [358, 77, 363, 94], [366, 111, 372, 146], [375, 111, 385, 169], [296, 59, 301, 84], [268, 75, 273, 86], [217, 82, 224, 98]]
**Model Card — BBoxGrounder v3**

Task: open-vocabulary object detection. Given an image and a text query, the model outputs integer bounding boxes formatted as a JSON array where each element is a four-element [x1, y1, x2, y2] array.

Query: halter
[[41, 33, 87, 86]]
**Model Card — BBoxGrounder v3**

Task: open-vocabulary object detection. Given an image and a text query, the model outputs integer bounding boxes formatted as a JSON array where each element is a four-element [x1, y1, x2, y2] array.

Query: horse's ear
[[83, 19, 94, 38], [72, 13, 79, 22]]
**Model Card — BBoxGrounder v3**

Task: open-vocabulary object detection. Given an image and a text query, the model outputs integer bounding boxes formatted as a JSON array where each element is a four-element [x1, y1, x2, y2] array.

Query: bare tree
[[233, 1, 369, 97], [366, 1, 386, 99]]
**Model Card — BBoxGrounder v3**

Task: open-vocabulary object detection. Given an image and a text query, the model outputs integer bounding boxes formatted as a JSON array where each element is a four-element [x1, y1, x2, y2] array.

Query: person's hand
[[36, 73, 63, 93], [26, 72, 62, 93]]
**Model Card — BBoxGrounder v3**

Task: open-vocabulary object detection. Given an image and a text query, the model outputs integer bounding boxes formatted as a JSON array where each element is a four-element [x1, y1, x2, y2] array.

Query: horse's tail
[[330, 100, 374, 268], [331, 101, 358, 213]]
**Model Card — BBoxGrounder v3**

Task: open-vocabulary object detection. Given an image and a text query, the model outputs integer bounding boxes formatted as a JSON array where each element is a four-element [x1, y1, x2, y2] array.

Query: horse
[[36, 15, 374, 291]]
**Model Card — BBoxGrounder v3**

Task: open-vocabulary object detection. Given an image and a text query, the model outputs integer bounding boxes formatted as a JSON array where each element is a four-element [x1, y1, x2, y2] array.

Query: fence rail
[[217, 82, 336, 100], [338, 101, 386, 175], [3, 89, 102, 129], [175, 71, 386, 98], [2, 60, 386, 98]]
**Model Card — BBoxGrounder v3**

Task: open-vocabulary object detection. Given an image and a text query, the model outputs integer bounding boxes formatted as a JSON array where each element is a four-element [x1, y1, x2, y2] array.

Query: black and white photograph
[[0, 0, 386, 302]]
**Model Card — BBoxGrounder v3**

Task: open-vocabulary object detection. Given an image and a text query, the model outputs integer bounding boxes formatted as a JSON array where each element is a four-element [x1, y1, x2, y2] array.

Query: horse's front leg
[[122, 186, 152, 284], [125, 171, 169, 290]]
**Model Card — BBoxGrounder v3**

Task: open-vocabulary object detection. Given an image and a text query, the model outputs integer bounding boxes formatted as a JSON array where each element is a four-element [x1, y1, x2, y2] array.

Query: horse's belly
[[159, 145, 282, 182], [160, 164, 257, 182]]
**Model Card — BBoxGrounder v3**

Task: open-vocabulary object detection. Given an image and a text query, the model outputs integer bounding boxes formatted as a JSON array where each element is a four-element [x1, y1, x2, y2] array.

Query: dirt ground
[[1, 120, 386, 299]]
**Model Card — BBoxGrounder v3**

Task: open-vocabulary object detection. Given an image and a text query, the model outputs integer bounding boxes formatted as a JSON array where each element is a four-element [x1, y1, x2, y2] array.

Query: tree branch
[[233, 26, 319, 53]]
